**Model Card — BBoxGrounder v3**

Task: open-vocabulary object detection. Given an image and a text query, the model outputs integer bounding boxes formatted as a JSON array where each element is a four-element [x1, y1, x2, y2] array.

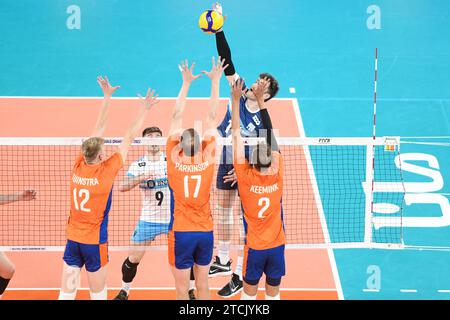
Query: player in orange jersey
[[167, 57, 228, 300], [0, 190, 37, 299], [231, 79, 285, 300], [58, 76, 159, 300]]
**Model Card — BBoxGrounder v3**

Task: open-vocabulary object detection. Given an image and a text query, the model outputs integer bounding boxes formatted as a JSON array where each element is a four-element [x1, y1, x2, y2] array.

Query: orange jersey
[[67, 152, 123, 244], [166, 135, 216, 232], [234, 151, 285, 250]]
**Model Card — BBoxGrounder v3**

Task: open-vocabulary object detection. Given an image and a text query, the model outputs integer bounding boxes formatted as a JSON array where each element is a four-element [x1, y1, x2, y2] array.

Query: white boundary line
[[291, 98, 344, 300], [362, 289, 380, 293], [400, 289, 418, 293], [6, 287, 337, 292]]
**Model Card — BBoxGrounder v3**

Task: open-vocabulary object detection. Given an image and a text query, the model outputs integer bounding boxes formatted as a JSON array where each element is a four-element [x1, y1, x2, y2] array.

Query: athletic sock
[[235, 256, 243, 280], [265, 293, 280, 300], [189, 268, 195, 290], [122, 281, 131, 294], [58, 290, 77, 300], [90, 287, 107, 300], [241, 291, 257, 300], [218, 241, 230, 265]]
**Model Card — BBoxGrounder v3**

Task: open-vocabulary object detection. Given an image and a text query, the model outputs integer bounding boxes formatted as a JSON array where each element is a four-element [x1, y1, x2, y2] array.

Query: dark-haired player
[[114, 126, 197, 300], [208, 2, 280, 298], [231, 79, 285, 300], [0, 190, 37, 299]]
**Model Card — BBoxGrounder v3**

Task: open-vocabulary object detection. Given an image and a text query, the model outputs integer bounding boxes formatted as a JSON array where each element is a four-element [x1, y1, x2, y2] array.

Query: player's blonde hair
[[82, 137, 105, 163]]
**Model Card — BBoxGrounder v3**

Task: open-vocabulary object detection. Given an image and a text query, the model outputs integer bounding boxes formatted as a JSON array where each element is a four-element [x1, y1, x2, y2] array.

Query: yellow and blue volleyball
[[199, 10, 224, 34]]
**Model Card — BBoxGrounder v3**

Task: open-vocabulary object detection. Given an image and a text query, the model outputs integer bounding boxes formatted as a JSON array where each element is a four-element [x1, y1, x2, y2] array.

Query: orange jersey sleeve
[[235, 152, 285, 250], [167, 136, 216, 232], [67, 152, 123, 244]]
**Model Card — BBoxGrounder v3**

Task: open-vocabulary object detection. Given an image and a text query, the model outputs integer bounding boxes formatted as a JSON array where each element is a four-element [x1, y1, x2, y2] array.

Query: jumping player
[[167, 57, 227, 300], [58, 76, 159, 300], [0, 190, 37, 299], [114, 127, 196, 300], [208, 2, 280, 298], [231, 79, 285, 300]]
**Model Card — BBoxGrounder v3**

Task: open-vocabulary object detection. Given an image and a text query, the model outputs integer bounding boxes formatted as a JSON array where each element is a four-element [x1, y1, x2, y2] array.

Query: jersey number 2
[[73, 188, 91, 212], [184, 175, 201, 198], [257, 197, 270, 219]]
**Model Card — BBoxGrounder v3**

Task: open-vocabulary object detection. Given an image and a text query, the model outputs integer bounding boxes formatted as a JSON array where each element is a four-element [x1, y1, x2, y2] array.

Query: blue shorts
[[63, 240, 109, 273], [131, 221, 169, 243], [168, 231, 214, 269], [243, 245, 285, 286]]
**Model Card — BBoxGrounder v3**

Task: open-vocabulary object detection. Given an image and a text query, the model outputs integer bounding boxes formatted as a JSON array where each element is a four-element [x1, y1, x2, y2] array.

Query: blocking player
[[113, 127, 196, 300], [231, 79, 285, 300], [58, 76, 159, 300], [167, 57, 227, 300], [208, 2, 280, 298], [0, 190, 37, 299]]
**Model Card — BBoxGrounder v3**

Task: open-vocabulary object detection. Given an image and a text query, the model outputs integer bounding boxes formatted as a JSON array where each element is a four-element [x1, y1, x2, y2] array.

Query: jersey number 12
[[73, 188, 91, 212]]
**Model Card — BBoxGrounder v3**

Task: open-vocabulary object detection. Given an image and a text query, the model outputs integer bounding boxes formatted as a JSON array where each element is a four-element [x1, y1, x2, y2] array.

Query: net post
[[364, 141, 375, 244]]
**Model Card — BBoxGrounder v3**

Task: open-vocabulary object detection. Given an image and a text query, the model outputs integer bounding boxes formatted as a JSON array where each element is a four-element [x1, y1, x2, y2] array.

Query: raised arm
[[118, 171, 155, 192], [231, 79, 245, 163], [91, 76, 120, 138], [0, 190, 37, 206], [118, 89, 159, 163], [168, 60, 201, 137], [213, 3, 237, 83], [252, 78, 279, 152], [202, 56, 228, 139]]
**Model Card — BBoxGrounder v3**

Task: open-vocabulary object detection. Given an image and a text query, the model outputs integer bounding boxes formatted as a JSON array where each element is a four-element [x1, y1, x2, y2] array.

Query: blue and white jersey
[[126, 153, 170, 223], [217, 77, 264, 162], [217, 96, 263, 139]]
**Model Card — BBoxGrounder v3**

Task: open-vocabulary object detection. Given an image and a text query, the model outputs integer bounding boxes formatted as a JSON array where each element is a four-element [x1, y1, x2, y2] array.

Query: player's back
[[166, 136, 216, 232], [67, 152, 123, 244], [234, 152, 285, 250]]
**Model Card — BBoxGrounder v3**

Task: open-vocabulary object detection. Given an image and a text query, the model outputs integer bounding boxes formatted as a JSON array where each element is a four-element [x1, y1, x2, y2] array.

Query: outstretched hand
[[202, 56, 228, 82], [97, 76, 120, 97], [20, 189, 37, 201], [231, 78, 245, 101], [252, 77, 270, 104], [138, 88, 159, 110], [212, 2, 227, 31], [179, 60, 202, 85]]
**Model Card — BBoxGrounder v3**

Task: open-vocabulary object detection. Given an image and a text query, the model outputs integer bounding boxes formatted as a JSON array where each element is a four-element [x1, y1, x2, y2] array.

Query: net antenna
[[364, 49, 379, 244]]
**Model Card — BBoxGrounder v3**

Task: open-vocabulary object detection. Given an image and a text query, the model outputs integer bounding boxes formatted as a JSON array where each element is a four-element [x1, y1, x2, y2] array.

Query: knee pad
[[90, 287, 107, 300], [122, 257, 139, 283]]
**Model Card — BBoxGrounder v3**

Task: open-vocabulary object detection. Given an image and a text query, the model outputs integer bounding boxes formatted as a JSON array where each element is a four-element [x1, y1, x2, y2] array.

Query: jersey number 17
[[184, 175, 202, 198]]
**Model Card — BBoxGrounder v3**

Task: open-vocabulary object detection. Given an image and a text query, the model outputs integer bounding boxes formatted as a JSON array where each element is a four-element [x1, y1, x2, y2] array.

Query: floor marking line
[[6, 287, 338, 292], [400, 289, 418, 293], [291, 98, 345, 301]]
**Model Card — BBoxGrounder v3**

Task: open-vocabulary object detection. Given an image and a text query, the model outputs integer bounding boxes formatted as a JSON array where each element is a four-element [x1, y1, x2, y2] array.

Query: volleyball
[[198, 10, 224, 34]]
